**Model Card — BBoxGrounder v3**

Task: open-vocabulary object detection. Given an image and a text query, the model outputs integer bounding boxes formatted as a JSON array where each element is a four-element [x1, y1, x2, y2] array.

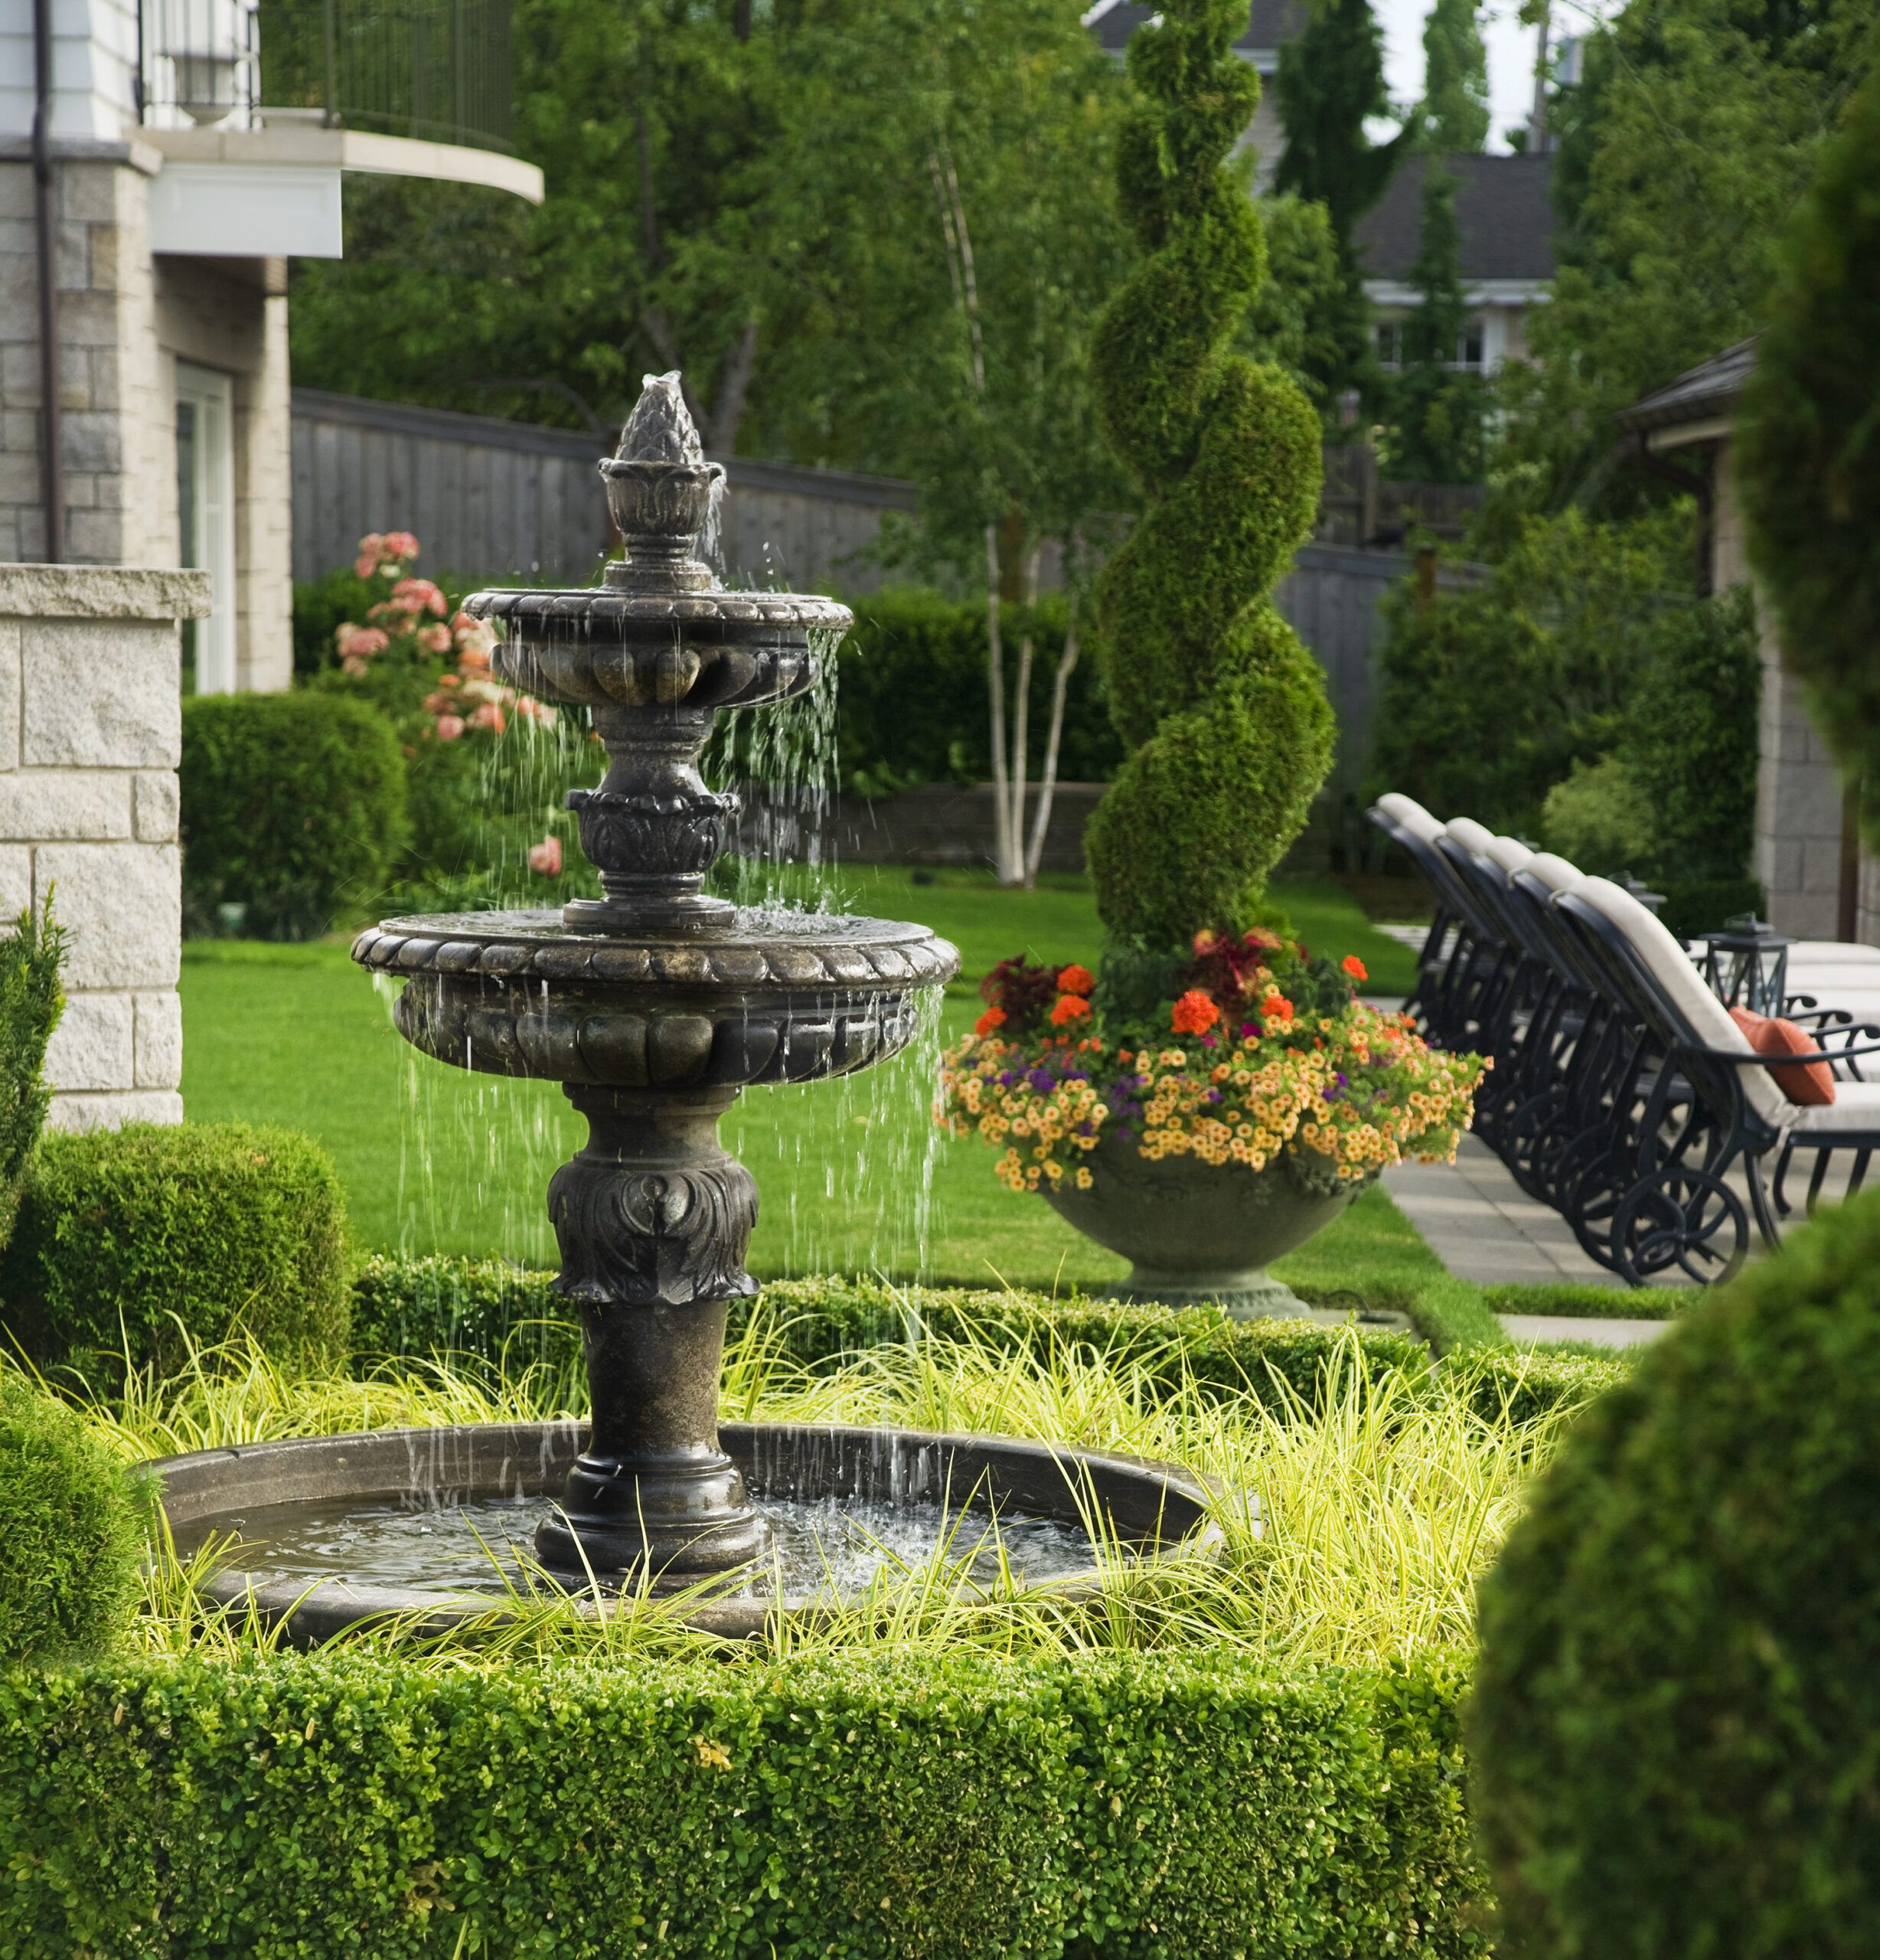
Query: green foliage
[[834, 589, 1121, 792], [1, 1123, 351, 1381], [1272, 0, 1404, 402], [0, 897, 63, 1253], [1539, 756, 1658, 875], [1419, 0, 1490, 152], [1620, 583, 1760, 882], [0, 1647, 1483, 1956], [1085, 0, 1333, 949], [1489, 0, 1875, 514], [1439, 1346, 1636, 1427], [180, 692, 410, 939], [1368, 505, 1693, 836], [1741, 60, 1880, 853], [1470, 1188, 1880, 1955], [1385, 160, 1487, 484], [289, 0, 1131, 560], [352, 1255, 1430, 1408], [290, 562, 383, 678], [0, 1380, 144, 1666], [309, 653, 598, 911], [1240, 193, 1351, 425]]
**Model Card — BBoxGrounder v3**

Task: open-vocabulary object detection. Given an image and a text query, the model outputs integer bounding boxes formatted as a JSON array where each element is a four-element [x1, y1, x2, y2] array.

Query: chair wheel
[[1613, 1167, 1748, 1287]]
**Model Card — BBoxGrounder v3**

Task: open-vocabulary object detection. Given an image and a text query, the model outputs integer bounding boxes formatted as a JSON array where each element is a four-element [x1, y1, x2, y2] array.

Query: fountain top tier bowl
[[461, 371, 847, 733]]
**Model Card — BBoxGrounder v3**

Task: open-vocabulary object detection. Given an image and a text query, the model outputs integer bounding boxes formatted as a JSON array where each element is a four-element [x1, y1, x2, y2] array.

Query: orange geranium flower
[[1261, 989, 1294, 1023], [1056, 963, 1095, 996], [1049, 994, 1092, 1025], [1171, 990, 1220, 1035], [1341, 955, 1368, 982], [974, 1006, 1007, 1036]]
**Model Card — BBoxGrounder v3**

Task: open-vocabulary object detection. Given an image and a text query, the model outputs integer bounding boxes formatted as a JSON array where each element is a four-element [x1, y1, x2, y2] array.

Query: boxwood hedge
[[352, 1256, 1629, 1425], [0, 1647, 1486, 1958], [352, 1258, 1431, 1407]]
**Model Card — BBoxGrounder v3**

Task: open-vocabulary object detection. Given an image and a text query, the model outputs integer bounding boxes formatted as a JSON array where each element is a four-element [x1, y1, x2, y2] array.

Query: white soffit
[[149, 162, 343, 257]]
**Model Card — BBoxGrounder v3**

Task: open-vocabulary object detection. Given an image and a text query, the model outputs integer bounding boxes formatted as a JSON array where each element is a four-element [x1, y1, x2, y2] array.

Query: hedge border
[[0, 1647, 1488, 1958]]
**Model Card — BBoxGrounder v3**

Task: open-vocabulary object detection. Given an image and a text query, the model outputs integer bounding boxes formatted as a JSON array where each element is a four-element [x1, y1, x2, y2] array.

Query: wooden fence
[[291, 390, 1422, 816], [290, 389, 917, 593]]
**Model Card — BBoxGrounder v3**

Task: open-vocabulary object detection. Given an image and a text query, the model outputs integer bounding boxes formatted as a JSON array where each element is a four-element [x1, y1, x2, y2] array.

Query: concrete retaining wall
[[0, 562, 207, 1129]]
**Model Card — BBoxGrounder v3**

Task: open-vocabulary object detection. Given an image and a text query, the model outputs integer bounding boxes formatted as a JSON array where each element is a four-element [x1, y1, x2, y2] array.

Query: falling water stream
[[380, 559, 949, 1282]]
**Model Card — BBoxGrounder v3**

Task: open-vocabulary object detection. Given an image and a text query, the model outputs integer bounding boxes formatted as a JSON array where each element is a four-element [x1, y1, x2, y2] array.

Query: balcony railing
[[139, 0, 515, 156]]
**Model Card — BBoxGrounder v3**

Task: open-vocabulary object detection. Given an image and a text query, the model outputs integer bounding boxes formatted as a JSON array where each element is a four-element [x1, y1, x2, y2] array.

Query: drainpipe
[[31, 0, 64, 564]]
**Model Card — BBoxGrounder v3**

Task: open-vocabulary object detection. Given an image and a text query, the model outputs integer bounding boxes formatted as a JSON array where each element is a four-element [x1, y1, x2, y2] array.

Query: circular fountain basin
[[355, 910, 959, 1087], [155, 1422, 1222, 1645]]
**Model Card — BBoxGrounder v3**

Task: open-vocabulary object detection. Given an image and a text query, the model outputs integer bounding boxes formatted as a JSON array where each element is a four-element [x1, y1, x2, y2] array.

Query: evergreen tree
[[1420, 0, 1489, 150], [1084, 0, 1333, 948], [1273, 0, 1405, 403], [1386, 161, 1486, 482]]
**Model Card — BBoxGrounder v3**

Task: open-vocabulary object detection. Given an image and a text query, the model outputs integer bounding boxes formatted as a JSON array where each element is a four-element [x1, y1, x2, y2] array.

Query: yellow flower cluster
[[938, 1002, 1485, 1193], [935, 1037, 1109, 1193]]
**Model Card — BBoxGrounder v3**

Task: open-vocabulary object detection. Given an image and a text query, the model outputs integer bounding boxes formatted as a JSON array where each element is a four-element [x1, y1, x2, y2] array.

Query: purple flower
[[1027, 1069, 1055, 1095], [1201, 1032, 1218, 1048], [1335, 1071, 1348, 1086], [1115, 1125, 1132, 1142], [1239, 1021, 1258, 1039], [1206, 1088, 1222, 1103]]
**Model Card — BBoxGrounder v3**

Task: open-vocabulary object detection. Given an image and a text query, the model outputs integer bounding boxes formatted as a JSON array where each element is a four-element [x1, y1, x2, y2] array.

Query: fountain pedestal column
[[536, 1083, 769, 1576]]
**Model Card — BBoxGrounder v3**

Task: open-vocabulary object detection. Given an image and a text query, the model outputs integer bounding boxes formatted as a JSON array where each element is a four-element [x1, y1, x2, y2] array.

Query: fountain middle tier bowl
[[155, 1420, 1222, 1645], [465, 583, 851, 715], [354, 909, 960, 1089]]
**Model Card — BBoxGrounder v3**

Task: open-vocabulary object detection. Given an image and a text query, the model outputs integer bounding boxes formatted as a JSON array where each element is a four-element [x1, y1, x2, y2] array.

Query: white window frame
[[175, 361, 237, 694]]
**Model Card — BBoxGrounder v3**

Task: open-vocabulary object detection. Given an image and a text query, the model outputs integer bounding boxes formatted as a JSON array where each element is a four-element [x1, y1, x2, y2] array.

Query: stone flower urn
[[1039, 1138, 1367, 1319]]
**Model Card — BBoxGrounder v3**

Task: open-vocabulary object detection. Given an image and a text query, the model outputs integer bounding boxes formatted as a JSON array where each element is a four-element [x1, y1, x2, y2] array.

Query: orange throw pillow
[[1728, 1006, 1836, 1106]]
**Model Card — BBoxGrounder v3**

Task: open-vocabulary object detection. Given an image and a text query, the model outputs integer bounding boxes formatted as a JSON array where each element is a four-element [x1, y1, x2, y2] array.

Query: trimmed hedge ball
[[1470, 1189, 1880, 1956], [1, 1122, 350, 1380], [0, 1381, 144, 1664]]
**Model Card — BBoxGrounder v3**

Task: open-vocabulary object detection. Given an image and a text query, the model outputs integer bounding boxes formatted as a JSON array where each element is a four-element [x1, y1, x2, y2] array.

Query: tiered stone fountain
[[155, 374, 1212, 1638]]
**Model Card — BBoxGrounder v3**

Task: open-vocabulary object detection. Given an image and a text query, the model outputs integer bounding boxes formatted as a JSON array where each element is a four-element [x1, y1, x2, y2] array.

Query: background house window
[[1455, 318, 1486, 372], [175, 362, 236, 694], [1376, 320, 1402, 371]]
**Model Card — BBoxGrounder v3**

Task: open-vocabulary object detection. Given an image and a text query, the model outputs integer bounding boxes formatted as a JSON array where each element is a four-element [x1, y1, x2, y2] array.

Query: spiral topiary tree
[[1083, 0, 1333, 952]]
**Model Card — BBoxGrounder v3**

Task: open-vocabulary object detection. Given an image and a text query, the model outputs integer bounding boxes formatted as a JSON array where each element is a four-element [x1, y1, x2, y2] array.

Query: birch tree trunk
[[1024, 587, 1081, 888]]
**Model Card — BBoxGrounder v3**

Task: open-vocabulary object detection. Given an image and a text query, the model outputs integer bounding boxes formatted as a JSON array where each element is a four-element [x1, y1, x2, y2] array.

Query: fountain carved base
[[537, 1083, 769, 1578]]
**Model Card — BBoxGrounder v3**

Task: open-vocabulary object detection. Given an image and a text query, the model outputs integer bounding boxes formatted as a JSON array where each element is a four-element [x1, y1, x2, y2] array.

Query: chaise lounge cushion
[[1728, 1007, 1836, 1106], [1574, 877, 1796, 1130]]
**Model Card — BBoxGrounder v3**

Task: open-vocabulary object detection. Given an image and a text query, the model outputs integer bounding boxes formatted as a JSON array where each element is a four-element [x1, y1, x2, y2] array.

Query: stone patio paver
[[1497, 1312, 1670, 1348], [1384, 1135, 1617, 1285]]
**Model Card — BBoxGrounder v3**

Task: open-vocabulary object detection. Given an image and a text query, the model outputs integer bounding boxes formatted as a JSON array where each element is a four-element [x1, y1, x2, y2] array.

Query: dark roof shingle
[[1614, 338, 1758, 433], [1355, 152, 1556, 285], [1087, 0, 1306, 57]]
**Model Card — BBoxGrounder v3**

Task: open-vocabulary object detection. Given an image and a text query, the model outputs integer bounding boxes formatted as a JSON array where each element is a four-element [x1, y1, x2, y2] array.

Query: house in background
[[1614, 338, 1878, 947], [0, 0, 541, 694], [1356, 152, 1555, 377], [1085, 0, 1307, 188]]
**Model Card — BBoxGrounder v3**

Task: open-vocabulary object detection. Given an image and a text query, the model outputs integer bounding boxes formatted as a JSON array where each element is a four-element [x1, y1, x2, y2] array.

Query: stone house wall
[[0, 147, 291, 691], [0, 561, 207, 1130]]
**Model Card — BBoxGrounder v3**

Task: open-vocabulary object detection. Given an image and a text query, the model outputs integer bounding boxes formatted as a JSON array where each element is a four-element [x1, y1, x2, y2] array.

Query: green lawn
[[181, 868, 1422, 1285]]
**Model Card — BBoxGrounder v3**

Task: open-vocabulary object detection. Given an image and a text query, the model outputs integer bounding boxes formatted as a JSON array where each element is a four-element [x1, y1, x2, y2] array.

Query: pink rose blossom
[[527, 835, 563, 877], [468, 702, 507, 733], [514, 694, 557, 727], [335, 624, 389, 659], [384, 531, 419, 562], [418, 622, 452, 654], [435, 714, 465, 740], [391, 577, 447, 617]]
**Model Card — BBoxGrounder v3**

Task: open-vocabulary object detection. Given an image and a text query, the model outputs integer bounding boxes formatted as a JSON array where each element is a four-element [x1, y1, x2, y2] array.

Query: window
[[1375, 320, 1402, 371], [175, 362, 235, 694], [1456, 318, 1485, 373]]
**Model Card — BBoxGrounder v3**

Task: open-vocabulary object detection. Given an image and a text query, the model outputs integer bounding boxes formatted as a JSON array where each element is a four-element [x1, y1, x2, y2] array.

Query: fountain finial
[[617, 371, 705, 466]]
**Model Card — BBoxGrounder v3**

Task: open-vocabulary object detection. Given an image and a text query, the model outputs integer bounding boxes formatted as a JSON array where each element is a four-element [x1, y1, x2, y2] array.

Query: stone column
[[1715, 443, 1849, 940], [0, 563, 208, 1129]]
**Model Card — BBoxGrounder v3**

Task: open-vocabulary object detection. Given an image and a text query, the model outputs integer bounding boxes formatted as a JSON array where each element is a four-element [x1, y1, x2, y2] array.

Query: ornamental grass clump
[[936, 0, 1483, 1207]]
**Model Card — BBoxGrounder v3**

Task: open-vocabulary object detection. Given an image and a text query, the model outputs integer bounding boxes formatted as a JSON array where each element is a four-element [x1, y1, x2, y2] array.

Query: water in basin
[[181, 1491, 1097, 1602]]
